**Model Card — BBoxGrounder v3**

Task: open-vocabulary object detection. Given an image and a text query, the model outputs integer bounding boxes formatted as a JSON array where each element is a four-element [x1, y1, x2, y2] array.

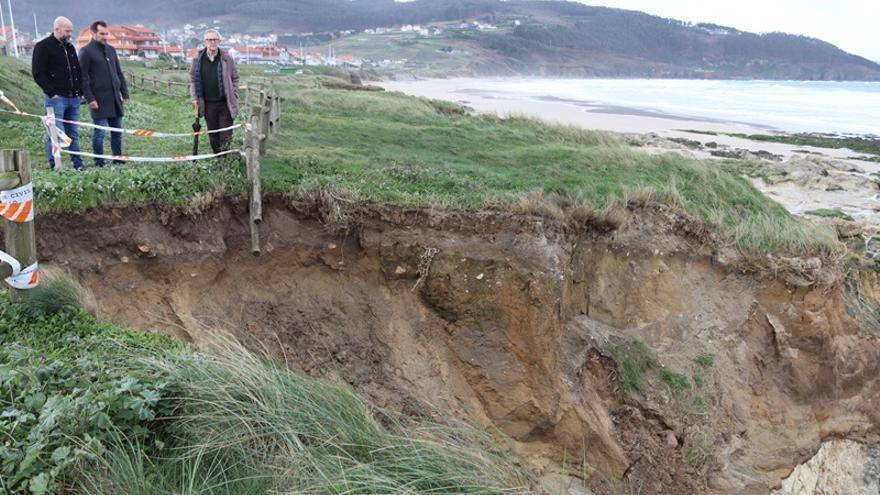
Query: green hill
[[20, 0, 880, 80]]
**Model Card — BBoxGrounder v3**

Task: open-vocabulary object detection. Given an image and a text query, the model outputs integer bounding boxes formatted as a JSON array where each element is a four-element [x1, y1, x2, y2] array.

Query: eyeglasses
[[205, 38, 220, 42]]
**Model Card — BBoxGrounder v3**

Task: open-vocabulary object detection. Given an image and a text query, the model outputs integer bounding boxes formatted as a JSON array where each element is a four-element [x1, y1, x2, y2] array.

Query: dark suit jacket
[[78, 40, 129, 120]]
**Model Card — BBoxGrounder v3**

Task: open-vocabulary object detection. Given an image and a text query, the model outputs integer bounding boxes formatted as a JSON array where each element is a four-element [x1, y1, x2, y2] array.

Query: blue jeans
[[43, 94, 84, 170], [92, 116, 123, 167]]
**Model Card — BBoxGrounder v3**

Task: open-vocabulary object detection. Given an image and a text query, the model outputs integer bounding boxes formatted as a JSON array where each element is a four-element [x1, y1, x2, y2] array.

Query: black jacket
[[79, 40, 129, 119], [31, 35, 82, 98]]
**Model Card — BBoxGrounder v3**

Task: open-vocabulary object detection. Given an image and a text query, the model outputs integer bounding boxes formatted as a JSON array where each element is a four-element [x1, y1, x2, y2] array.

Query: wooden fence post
[[261, 92, 272, 153], [273, 91, 281, 133], [244, 112, 262, 255], [167, 81, 173, 97], [268, 90, 277, 136], [0, 150, 36, 301]]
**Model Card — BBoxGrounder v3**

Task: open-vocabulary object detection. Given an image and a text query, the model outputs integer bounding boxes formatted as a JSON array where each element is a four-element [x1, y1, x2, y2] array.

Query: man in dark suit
[[79, 20, 129, 167]]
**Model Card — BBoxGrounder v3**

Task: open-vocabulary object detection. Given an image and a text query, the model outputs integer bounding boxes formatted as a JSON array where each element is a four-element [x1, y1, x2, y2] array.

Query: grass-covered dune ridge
[[0, 57, 840, 257]]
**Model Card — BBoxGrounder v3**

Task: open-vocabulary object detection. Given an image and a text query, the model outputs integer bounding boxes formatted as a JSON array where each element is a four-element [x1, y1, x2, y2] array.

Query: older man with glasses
[[189, 30, 240, 154]]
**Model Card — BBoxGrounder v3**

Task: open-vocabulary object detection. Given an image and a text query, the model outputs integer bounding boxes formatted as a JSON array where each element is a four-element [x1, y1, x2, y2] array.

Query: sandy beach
[[380, 78, 880, 248]]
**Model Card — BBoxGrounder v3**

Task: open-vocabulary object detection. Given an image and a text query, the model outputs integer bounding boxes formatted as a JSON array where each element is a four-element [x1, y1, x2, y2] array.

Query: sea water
[[464, 79, 880, 136]]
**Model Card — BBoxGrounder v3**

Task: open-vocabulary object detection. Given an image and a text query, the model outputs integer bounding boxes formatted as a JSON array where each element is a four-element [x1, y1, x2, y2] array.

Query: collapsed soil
[[32, 196, 880, 495]]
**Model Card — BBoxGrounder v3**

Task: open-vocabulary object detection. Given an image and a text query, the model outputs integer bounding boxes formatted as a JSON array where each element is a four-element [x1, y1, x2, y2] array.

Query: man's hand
[[88, 101, 99, 110], [122, 98, 129, 105]]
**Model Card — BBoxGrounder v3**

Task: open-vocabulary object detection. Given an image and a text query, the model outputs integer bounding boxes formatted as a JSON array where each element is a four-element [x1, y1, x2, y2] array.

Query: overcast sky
[[577, 1, 880, 61]]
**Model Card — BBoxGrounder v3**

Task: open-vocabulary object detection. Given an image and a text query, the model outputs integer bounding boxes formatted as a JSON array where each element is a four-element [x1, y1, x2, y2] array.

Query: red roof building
[[229, 45, 288, 64], [76, 24, 179, 58], [0, 26, 33, 56]]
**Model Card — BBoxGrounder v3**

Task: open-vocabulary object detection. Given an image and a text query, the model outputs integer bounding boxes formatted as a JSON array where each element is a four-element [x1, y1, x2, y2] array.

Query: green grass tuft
[[804, 208, 855, 222], [76, 335, 531, 494], [727, 132, 880, 156], [693, 354, 714, 368], [660, 369, 691, 395], [18, 268, 91, 317], [604, 340, 658, 393]]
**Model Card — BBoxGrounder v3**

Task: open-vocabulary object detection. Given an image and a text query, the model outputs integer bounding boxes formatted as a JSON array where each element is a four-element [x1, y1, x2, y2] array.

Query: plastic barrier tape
[[6, 262, 39, 290], [0, 183, 34, 223], [0, 90, 22, 114], [1, 90, 249, 137], [60, 148, 242, 163], [0, 249, 38, 290]]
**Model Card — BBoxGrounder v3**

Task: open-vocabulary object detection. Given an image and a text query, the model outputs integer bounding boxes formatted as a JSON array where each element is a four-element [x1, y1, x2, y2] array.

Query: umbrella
[[192, 116, 202, 155]]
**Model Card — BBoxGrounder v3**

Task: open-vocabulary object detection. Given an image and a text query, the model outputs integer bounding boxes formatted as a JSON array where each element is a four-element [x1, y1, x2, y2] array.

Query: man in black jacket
[[79, 20, 129, 167], [31, 16, 85, 170]]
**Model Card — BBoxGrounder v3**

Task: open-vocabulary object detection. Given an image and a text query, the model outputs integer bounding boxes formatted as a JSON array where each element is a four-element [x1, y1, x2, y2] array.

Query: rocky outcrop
[[773, 440, 880, 495]]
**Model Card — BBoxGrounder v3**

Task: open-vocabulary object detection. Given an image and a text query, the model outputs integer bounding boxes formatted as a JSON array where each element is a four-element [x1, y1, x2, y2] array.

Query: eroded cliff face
[[36, 198, 880, 494]]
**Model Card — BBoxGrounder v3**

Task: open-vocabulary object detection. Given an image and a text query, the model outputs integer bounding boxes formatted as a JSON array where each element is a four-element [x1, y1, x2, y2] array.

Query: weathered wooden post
[[0, 150, 36, 301], [268, 89, 278, 135], [167, 80, 173, 97], [259, 91, 271, 153], [152, 77, 158, 94], [273, 91, 281, 133], [244, 109, 263, 255]]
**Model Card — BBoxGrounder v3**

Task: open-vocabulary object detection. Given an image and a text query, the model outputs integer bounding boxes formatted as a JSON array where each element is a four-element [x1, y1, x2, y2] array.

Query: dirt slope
[[34, 197, 880, 494]]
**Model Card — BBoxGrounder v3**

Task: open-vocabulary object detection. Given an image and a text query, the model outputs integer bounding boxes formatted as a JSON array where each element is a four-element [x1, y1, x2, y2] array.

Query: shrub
[[0, 294, 178, 494]]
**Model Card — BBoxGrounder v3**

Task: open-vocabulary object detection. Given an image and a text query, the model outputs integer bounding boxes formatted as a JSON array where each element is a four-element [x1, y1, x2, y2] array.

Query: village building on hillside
[[75, 24, 183, 59], [228, 45, 290, 65], [0, 26, 34, 56]]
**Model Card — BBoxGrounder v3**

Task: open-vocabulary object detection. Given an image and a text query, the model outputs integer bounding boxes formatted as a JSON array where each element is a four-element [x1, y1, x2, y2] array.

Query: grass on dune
[[0, 57, 841, 256], [0, 273, 529, 494], [76, 334, 531, 495], [263, 83, 840, 256]]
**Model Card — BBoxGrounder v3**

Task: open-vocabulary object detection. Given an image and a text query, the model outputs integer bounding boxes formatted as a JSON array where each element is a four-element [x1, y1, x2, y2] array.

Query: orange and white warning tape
[[0, 242, 39, 290], [0, 183, 34, 223], [59, 148, 242, 163], [42, 115, 251, 137], [7, 262, 39, 289], [0, 90, 22, 114], [0, 89, 251, 137]]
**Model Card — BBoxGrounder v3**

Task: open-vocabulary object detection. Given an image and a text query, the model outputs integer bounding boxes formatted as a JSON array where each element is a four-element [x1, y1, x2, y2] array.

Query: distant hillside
[[470, 3, 880, 79], [22, 0, 500, 33], [20, 0, 880, 80]]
